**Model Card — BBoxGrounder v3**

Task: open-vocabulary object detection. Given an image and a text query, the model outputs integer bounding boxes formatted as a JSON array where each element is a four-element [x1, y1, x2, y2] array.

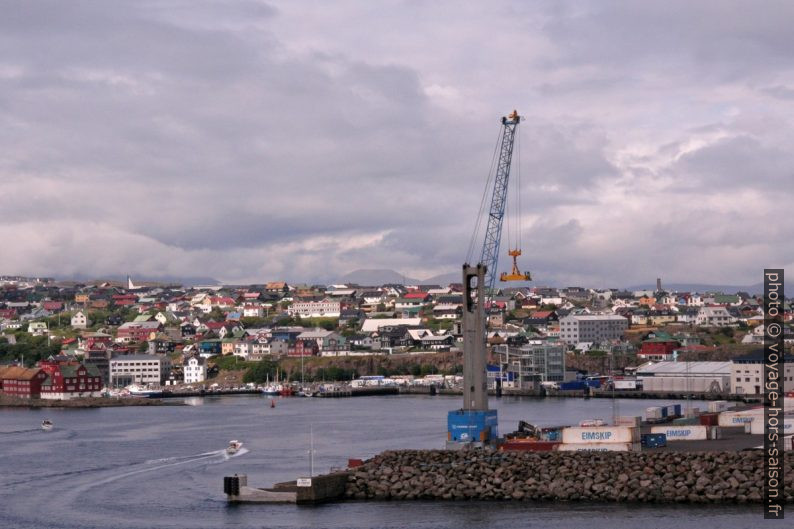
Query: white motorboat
[[125, 383, 161, 397], [41, 419, 54, 431], [226, 440, 243, 455]]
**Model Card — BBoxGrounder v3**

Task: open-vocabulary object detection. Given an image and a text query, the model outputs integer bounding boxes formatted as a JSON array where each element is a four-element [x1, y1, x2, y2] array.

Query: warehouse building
[[636, 361, 732, 393]]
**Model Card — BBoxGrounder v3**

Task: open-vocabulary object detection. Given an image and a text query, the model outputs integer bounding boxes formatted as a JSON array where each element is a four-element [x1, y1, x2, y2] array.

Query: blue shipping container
[[559, 381, 586, 391], [641, 433, 667, 448], [584, 380, 602, 389], [447, 410, 499, 443]]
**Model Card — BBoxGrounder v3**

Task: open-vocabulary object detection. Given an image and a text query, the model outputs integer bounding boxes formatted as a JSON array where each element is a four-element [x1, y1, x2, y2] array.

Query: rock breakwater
[[345, 449, 793, 504]]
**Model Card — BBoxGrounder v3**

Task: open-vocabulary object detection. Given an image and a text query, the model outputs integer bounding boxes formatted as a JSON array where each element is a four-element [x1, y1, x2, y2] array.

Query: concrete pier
[[225, 472, 349, 504]]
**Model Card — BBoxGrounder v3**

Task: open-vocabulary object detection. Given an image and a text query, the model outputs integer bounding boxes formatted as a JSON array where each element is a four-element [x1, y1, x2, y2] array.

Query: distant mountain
[[625, 282, 776, 296], [55, 273, 220, 287], [338, 269, 462, 286]]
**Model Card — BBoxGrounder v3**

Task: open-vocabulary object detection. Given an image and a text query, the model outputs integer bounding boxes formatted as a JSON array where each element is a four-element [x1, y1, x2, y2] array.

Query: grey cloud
[[1, 1, 793, 285]]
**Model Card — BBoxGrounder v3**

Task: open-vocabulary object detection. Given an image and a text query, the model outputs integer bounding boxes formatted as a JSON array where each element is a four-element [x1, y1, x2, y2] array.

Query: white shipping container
[[709, 426, 721, 440], [580, 419, 606, 427], [615, 416, 642, 427], [651, 425, 709, 441], [718, 409, 763, 427], [562, 426, 639, 444], [646, 407, 663, 420], [614, 380, 637, 390], [748, 416, 794, 435], [784, 435, 793, 452], [556, 442, 640, 452], [708, 400, 731, 413]]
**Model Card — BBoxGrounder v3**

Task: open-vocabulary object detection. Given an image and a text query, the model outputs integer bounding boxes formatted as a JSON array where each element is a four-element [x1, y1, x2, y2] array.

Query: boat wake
[[0, 428, 41, 435], [87, 446, 246, 490]]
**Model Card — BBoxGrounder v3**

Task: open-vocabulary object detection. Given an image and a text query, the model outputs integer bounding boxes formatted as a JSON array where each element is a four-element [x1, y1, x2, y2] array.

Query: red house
[[0, 366, 48, 399], [80, 332, 113, 351], [38, 360, 103, 399], [117, 321, 161, 342], [287, 339, 319, 357], [638, 338, 680, 361]]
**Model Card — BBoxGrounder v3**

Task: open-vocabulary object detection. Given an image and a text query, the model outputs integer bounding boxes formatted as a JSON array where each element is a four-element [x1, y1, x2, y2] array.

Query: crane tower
[[447, 110, 527, 447]]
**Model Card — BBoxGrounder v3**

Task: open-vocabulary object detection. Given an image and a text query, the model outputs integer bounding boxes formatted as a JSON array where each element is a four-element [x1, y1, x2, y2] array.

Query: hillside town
[[0, 275, 792, 401]]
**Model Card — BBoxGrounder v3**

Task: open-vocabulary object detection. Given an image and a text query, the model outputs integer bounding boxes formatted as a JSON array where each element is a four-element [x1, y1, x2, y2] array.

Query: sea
[[0, 395, 786, 529]]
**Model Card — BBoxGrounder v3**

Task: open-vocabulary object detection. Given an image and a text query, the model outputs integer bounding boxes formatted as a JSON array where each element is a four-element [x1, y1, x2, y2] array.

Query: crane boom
[[479, 111, 521, 295]]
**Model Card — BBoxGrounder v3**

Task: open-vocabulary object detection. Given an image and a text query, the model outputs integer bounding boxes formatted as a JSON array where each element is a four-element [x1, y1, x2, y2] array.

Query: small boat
[[125, 383, 161, 398], [41, 419, 54, 431], [226, 440, 243, 455], [261, 385, 279, 396]]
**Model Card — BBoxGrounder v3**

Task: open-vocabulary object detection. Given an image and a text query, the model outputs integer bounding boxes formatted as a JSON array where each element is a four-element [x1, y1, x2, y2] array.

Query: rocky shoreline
[[345, 449, 793, 504], [0, 395, 183, 408]]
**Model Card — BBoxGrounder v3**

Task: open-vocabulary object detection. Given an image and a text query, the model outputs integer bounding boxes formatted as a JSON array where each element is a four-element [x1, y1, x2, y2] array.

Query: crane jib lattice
[[478, 113, 520, 296]]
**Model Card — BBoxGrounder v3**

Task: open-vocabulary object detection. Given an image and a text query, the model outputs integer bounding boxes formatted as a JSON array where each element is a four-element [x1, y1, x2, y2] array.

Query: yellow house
[[638, 296, 656, 307], [221, 339, 237, 356], [75, 293, 90, 304]]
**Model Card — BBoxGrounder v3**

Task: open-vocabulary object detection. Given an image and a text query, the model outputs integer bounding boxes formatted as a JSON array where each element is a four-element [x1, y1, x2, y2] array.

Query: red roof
[[404, 292, 429, 300], [42, 301, 63, 310], [531, 311, 554, 319]]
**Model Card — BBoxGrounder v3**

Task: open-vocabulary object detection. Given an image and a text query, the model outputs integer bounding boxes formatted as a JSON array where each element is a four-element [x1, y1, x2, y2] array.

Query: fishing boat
[[41, 419, 54, 431], [226, 440, 243, 455]]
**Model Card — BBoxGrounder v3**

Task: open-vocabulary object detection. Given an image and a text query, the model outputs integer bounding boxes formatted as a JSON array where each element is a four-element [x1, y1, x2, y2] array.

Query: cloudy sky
[[1, 1, 793, 286]]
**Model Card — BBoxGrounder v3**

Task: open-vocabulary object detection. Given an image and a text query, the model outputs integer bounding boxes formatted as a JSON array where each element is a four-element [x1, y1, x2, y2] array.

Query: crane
[[447, 110, 529, 447]]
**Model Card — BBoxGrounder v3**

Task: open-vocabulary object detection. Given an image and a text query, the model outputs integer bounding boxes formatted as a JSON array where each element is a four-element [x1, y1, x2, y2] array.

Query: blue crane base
[[447, 409, 498, 446]]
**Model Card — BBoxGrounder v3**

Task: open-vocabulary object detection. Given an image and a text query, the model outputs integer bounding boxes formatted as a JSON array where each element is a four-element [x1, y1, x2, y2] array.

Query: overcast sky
[[1, 1, 793, 286]]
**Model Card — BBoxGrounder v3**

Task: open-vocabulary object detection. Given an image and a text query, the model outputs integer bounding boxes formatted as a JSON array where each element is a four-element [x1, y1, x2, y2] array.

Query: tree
[[243, 359, 278, 384]]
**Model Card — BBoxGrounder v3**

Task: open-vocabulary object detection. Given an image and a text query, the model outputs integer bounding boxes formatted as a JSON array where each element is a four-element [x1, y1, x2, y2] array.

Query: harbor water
[[0, 395, 786, 529]]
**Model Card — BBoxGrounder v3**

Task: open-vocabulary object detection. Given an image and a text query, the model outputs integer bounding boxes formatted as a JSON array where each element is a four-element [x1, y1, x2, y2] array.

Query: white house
[[291, 299, 341, 318], [71, 311, 89, 329], [27, 321, 48, 336], [183, 356, 207, 384], [242, 305, 264, 318], [695, 306, 737, 327]]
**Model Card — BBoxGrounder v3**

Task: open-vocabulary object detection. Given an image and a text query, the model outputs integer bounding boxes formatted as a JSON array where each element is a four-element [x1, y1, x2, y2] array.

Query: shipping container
[[685, 407, 700, 418], [709, 426, 721, 440], [562, 426, 639, 444], [747, 416, 794, 435], [557, 442, 640, 452], [718, 409, 763, 427], [671, 417, 699, 425], [559, 381, 586, 391], [615, 416, 642, 427], [699, 413, 719, 426], [708, 400, 732, 413], [640, 433, 667, 448], [579, 419, 606, 427], [614, 380, 637, 390], [584, 379, 602, 389], [784, 435, 793, 452], [646, 407, 663, 420], [651, 425, 709, 441], [499, 440, 561, 452]]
